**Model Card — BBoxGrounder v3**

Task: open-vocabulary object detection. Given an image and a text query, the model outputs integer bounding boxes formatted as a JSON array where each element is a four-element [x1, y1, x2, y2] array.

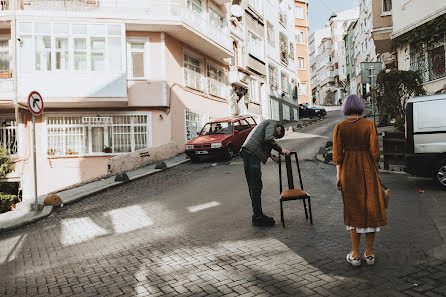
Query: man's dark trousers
[[241, 149, 263, 217]]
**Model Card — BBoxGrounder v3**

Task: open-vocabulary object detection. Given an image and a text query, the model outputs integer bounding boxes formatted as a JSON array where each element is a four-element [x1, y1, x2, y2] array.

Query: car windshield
[[200, 122, 233, 135]]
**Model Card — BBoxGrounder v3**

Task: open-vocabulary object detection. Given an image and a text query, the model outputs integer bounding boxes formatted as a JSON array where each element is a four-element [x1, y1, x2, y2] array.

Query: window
[[248, 0, 263, 14], [127, 38, 149, 79], [21, 22, 124, 73], [187, 0, 203, 14], [249, 77, 259, 103], [185, 110, 202, 142], [0, 39, 10, 71], [209, 7, 226, 32], [271, 100, 280, 120], [296, 30, 304, 45], [247, 31, 264, 60], [298, 83, 307, 96], [295, 6, 304, 19], [46, 114, 150, 156], [298, 57, 305, 69], [383, 0, 392, 12], [283, 105, 290, 120], [281, 72, 289, 94], [184, 53, 203, 91], [267, 22, 275, 46], [279, 32, 288, 63], [207, 63, 225, 98], [246, 117, 256, 126], [0, 118, 17, 155], [293, 108, 298, 120], [289, 42, 294, 60], [279, 1, 287, 26], [269, 64, 278, 90]]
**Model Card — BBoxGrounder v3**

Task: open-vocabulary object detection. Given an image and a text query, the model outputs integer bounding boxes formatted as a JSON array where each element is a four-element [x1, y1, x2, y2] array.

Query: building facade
[[391, 0, 446, 94], [294, 0, 311, 104], [371, 0, 396, 70], [0, 0, 234, 203], [310, 7, 359, 105], [265, 0, 299, 122]]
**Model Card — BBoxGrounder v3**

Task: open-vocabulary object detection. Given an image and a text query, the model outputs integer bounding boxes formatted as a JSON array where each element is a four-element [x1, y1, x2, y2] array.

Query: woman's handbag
[[373, 161, 390, 209], [381, 183, 391, 209]]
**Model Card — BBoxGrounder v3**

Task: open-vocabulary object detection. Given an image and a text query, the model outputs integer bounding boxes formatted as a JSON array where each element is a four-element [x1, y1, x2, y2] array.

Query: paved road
[[1, 113, 445, 297]]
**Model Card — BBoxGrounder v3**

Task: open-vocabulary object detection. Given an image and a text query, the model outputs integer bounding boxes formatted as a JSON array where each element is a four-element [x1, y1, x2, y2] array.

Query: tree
[[375, 70, 426, 130]]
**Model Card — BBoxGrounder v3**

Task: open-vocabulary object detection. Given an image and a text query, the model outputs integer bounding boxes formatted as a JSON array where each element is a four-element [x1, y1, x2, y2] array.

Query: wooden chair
[[279, 152, 313, 226]]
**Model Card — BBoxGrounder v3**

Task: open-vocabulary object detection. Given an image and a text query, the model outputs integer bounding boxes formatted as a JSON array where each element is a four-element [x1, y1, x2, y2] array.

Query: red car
[[185, 115, 258, 161]]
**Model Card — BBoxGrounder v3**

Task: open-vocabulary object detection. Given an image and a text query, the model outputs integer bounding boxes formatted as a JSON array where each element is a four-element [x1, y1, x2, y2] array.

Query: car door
[[232, 120, 243, 149]]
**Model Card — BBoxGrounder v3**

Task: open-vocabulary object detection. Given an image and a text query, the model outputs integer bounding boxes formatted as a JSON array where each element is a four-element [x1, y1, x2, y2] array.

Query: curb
[[315, 154, 408, 175], [0, 158, 190, 233]]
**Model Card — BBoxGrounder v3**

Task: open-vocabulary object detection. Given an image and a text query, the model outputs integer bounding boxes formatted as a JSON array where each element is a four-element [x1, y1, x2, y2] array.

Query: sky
[[308, 0, 359, 35]]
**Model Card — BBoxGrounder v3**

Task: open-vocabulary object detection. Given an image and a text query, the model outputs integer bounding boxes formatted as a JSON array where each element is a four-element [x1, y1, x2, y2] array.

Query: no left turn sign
[[28, 91, 44, 116]]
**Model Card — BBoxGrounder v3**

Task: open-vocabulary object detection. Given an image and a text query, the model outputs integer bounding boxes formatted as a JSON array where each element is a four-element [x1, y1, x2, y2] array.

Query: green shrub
[[0, 147, 13, 177], [0, 192, 18, 213]]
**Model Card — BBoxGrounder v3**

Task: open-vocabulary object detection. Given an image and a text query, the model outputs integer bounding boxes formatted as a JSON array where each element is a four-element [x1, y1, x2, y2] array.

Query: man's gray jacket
[[242, 119, 283, 164]]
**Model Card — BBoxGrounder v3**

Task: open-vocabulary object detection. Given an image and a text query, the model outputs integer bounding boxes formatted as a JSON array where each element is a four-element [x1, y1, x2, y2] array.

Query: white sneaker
[[346, 252, 361, 266], [363, 252, 375, 265]]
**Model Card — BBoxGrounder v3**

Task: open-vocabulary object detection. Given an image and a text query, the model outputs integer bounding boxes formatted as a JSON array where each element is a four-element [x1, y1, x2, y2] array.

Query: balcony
[[229, 66, 251, 88], [15, 0, 232, 59]]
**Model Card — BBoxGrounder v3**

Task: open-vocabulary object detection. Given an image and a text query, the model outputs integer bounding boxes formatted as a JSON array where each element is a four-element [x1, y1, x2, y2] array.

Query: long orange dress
[[333, 117, 387, 228]]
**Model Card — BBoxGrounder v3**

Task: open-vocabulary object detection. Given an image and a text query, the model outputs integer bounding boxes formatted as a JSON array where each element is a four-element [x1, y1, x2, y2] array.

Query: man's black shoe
[[252, 214, 275, 226]]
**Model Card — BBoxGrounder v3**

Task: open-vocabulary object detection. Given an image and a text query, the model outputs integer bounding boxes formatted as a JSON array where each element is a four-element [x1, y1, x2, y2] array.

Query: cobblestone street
[[1, 155, 446, 296]]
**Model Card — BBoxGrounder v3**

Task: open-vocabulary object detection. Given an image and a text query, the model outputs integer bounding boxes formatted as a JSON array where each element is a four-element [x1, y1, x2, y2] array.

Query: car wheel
[[224, 145, 235, 161], [434, 158, 446, 191]]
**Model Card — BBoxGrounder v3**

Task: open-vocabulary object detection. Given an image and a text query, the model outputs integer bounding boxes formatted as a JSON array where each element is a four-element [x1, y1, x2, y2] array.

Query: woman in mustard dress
[[333, 94, 387, 266]]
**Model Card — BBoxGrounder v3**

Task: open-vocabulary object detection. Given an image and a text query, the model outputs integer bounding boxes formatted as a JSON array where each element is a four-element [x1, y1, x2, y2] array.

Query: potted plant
[[103, 146, 112, 153], [65, 149, 78, 156], [47, 149, 56, 156], [281, 49, 288, 63], [0, 66, 12, 79]]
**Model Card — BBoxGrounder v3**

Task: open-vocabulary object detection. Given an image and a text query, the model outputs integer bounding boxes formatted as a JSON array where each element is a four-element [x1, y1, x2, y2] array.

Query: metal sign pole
[[32, 114, 38, 213]]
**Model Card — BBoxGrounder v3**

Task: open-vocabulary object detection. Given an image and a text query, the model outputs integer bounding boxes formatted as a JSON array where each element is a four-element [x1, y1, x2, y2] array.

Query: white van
[[406, 94, 446, 190]]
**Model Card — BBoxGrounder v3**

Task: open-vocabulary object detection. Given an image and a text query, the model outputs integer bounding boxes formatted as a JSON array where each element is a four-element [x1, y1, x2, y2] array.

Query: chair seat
[[280, 188, 309, 199]]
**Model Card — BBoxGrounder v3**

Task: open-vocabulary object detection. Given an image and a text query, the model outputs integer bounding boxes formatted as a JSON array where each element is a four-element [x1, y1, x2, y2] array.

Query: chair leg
[[302, 199, 308, 220], [280, 200, 285, 227], [307, 197, 313, 224]]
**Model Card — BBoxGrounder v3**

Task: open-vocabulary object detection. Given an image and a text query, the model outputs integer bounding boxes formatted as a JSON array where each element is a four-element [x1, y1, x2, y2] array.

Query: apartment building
[[344, 20, 359, 95], [391, 0, 446, 94], [294, 0, 310, 104], [228, 0, 267, 123], [0, 0, 234, 203], [265, 0, 299, 122], [371, 0, 396, 70], [310, 7, 358, 105]]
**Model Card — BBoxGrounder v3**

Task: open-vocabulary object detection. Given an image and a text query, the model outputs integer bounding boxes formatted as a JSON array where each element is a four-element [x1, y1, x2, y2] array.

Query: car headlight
[[211, 143, 222, 148], [185, 145, 194, 150]]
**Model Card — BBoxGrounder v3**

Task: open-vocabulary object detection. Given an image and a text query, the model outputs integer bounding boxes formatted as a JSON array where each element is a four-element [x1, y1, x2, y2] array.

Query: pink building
[[0, 0, 233, 204]]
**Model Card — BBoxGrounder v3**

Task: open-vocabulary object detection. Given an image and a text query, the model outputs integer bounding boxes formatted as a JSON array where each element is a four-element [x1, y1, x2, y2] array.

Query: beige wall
[[295, 1, 311, 104], [392, 0, 446, 37], [372, 0, 392, 29]]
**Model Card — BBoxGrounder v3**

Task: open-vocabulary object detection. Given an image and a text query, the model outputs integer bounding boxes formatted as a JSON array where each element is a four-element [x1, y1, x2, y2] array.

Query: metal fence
[[410, 44, 446, 83], [0, 125, 17, 155]]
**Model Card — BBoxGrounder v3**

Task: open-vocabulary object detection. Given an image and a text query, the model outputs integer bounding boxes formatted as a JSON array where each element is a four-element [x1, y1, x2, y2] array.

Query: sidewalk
[[0, 153, 189, 233]]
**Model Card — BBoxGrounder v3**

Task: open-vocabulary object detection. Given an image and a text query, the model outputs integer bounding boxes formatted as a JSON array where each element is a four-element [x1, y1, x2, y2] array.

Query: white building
[[310, 7, 359, 105], [265, 0, 299, 122], [391, 0, 446, 94]]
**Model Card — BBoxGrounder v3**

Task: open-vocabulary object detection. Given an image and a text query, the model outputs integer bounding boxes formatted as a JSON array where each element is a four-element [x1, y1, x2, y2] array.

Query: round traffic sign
[[28, 91, 44, 116]]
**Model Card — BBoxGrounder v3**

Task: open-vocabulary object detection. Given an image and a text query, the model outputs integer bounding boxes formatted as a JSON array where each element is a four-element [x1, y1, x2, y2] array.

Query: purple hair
[[341, 94, 364, 116]]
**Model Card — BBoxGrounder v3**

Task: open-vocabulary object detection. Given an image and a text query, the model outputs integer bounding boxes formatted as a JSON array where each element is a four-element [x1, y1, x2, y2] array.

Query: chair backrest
[[278, 152, 304, 193]]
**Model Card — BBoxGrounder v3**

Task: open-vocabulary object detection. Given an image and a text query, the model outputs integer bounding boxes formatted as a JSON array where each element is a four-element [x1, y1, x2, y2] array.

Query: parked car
[[185, 115, 257, 161], [406, 94, 446, 190], [298, 104, 327, 119]]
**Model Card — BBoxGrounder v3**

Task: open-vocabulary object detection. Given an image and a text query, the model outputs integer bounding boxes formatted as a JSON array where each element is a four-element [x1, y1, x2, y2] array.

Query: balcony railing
[[410, 44, 446, 83], [20, 0, 232, 51], [0, 125, 17, 155]]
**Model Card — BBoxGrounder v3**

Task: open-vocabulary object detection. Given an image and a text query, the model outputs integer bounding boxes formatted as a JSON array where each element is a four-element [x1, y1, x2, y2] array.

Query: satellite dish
[[230, 4, 243, 18]]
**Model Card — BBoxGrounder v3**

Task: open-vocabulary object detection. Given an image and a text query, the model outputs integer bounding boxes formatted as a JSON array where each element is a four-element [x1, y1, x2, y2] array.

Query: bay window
[[207, 63, 225, 98], [0, 39, 10, 71], [248, 31, 264, 60], [19, 22, 124, 73], [184, 53, 203, 91]]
